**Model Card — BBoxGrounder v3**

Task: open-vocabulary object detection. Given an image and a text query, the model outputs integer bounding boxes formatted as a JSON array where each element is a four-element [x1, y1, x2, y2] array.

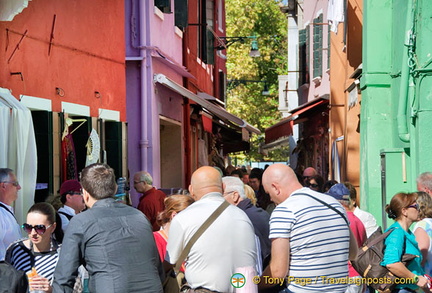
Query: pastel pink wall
[[303, 0, 330, 102]]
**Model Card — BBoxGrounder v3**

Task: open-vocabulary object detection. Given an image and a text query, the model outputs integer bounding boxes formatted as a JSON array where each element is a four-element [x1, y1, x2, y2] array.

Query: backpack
[[351, 226, 417, 292]]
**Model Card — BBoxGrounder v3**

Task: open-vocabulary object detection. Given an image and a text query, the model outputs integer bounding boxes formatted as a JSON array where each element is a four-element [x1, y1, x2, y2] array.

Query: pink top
[[347, 211, 367, 277]]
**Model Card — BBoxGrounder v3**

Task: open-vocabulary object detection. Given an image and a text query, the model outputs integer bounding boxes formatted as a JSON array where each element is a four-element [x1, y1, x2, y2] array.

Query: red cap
[[60, 180, 81, 196]]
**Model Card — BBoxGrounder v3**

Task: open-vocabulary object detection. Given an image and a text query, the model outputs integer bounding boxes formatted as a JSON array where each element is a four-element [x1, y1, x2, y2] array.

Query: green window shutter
[[175, 0, 188, 29], [155, 0, 171, 13], [299, 28, 308, 85], [105, 121, 123, 179], [313, 14, 323, 78]]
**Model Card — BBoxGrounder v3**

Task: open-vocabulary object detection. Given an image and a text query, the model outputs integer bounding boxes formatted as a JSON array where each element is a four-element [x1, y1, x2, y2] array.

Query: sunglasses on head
[[22, 223, 53, 235]]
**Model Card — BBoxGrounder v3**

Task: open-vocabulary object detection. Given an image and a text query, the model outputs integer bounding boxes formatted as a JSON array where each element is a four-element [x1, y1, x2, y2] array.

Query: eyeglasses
[[223, 191, 235, 197], [70, 192, 82, 196], [1, 181, 19, 187], [408, 203, 420, 211], [22, 223, 53, 235]]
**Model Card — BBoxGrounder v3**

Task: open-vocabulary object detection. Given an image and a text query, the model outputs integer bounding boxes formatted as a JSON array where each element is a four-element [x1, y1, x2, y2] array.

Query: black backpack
[[351, 227, 416, 292], [0, 261, 28, 293]]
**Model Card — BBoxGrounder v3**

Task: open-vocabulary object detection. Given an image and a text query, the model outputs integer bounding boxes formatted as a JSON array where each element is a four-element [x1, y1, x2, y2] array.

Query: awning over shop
[[263, 97, 329, 147], [154, 73, 260, 135]]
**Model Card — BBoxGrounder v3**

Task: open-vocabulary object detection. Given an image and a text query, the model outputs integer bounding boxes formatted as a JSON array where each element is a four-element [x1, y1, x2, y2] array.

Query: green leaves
[[225, 0, 288, 161]]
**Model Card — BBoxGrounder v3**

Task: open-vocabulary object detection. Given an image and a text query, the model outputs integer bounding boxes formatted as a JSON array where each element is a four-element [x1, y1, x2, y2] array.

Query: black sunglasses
[[22, 223, 53, 235], [308, 183, 319, 188]]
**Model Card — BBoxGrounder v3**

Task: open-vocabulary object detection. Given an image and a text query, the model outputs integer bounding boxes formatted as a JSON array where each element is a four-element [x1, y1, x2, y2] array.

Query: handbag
[[163, 200, 230, 293], [301, 193, 416, 293]]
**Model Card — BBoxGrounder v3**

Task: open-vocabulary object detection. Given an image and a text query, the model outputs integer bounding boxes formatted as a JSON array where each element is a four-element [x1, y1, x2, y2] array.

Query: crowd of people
[[1, 165, 432, 292]]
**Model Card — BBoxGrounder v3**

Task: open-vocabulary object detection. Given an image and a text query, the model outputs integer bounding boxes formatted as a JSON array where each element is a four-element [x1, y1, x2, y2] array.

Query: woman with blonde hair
[[413, 191, 432, 276], [244, 184, 257, 206], [153, 194, 194, 262]]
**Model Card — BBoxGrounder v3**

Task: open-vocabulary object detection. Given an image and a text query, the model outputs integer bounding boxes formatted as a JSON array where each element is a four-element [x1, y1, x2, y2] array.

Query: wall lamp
[[215, 36, 260, 57], [228, 79, 270, 96]]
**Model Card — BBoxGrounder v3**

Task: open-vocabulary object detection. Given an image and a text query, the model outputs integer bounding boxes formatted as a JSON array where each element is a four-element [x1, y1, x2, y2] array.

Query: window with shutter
[[154, 0, 171, 13], [313, 14, 323, 78]]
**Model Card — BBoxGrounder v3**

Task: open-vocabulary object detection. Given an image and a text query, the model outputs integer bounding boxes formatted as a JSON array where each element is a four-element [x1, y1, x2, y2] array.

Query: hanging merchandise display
[[85, 128, 100, 166]]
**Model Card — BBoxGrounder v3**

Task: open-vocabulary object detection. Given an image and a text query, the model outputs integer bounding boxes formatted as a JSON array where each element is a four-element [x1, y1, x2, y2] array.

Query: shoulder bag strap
[[0, 202, 17, 221], [173, 200, 230, 272], [295, 192, 349, 226]]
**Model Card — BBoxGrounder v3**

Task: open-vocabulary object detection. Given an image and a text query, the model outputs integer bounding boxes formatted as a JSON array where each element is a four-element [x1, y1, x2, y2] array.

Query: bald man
[[165, 166, 257, 292], [260, 164, 358, 292], [302, 167, 318, 185]]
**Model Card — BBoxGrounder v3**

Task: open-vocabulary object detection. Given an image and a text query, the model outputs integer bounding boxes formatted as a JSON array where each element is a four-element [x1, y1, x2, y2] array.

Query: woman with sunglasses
[[382, 192, 429, 292], [5, 202, 62, 293]]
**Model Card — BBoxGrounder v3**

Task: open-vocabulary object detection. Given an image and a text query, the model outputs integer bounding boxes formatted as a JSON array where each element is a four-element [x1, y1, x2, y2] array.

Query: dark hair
[[249, 168, 263, 180], [230, 169, 244, 178], [156, 194, 194, 227], [80, 163, 117, 200], [306, 175, 324, 192], [385, 192, 418, 219], [323, 180, 338, 192], [28, 202, 64, 243]]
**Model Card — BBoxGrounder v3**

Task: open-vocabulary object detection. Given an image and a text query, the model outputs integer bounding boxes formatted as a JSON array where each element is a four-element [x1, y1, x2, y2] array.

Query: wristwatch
[[413, 275, 419, 284]]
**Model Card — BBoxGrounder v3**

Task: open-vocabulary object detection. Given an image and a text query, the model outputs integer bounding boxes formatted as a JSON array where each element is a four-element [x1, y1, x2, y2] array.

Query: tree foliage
[[225, 0, 289, 162]]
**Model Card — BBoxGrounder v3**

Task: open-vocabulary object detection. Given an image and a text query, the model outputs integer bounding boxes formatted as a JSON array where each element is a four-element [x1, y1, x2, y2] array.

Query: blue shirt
[[381, 221, 424, 290]]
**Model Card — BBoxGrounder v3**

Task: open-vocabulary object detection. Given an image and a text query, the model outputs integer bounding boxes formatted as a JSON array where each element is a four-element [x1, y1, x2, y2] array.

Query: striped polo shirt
[[269, 188, 350, 292], [6, 240, 60, 282]]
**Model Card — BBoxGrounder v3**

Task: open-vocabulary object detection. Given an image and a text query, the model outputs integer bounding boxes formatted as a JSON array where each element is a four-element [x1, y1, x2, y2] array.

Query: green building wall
[[361, 0, 432, 227]]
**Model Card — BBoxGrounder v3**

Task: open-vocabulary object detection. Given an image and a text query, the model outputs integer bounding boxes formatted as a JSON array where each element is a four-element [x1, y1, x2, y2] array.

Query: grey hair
[[222, 176, 246, 200], [417, 172, 432, 191], [139, 172, 153, 185], [0, 168, 13, 183]]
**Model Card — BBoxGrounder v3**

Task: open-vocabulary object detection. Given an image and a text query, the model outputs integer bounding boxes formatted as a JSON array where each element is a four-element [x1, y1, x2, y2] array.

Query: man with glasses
[[133, 171, 166, 231], [0, 168, 22, 260], [58, 179, 86, 232]]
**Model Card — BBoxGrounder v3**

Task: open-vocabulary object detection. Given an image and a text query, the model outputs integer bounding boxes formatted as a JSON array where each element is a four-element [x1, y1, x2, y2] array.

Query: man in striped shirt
[[260, 164, 358, 293]]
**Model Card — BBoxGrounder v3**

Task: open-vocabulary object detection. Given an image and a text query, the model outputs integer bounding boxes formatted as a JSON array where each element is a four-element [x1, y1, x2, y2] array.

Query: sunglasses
[[408, 203, 420, 211], [22, 223, 53, 235], [308, 183, 319, 188]]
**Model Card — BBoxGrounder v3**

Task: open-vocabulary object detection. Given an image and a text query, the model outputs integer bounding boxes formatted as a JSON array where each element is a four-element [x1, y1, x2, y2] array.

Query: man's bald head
[[262, 164, 303, 204], [189, 166, 223, 200], [303, 167, 318, 177]]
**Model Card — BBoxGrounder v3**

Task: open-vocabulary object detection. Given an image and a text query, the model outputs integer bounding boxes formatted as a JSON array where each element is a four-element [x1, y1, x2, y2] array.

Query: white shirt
[[353, 206, 379, 237], [166, 192, 257, 292], [58, 205, 76, 232], [0, 202, 22, 260]]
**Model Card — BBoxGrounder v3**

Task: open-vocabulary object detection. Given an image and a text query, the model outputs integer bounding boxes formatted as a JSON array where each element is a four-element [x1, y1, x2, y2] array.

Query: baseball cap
[[60, 180, 82, 196], [326, 183, 350, 201]]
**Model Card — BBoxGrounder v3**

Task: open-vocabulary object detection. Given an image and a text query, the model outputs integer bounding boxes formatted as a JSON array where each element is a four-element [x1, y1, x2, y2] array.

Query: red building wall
[[0, 0, 126, 120]]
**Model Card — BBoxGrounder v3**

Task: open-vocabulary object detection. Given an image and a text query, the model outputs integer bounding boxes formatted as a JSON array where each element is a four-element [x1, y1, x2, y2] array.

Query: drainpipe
[[397, 0, 413, 143], [139, 0, 151, 171]]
